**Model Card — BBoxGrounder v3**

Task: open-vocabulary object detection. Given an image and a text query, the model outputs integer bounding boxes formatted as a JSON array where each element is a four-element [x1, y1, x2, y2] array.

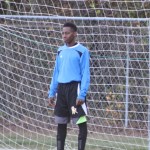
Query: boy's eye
[[62, 32, 70, 35]]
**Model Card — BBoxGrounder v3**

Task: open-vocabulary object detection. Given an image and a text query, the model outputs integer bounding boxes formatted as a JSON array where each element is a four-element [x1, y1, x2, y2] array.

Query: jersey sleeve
[[77, 49, 90, 100], [48, 54, 59, 98]]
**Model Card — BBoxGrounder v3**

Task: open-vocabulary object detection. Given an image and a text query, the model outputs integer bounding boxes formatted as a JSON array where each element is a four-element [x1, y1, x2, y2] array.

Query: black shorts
[[54, 81, 87, 124]]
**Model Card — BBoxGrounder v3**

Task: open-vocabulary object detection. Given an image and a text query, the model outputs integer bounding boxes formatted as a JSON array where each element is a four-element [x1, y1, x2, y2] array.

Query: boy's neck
[[66, 42, 77, 47]]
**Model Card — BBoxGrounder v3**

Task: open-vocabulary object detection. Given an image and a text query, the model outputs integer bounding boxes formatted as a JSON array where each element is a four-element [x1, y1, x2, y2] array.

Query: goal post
[[148, 19, 150, 150], [1, 1, 150, 150]]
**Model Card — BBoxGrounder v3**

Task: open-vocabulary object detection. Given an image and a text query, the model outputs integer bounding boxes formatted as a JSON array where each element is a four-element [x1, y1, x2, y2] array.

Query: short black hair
[[63, 22, 77, 32]]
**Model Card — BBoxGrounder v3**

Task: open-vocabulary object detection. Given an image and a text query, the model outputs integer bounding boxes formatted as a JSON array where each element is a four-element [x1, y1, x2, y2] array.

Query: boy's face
[[62, 27, 77, 44]]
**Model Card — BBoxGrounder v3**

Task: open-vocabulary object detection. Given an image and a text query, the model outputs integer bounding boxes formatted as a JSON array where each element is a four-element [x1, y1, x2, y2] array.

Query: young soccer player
[[48, 22, 90, 150]]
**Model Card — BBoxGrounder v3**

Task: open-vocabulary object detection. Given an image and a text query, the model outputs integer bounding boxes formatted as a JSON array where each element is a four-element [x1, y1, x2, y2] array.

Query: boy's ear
[[74, 32, 77, 37]]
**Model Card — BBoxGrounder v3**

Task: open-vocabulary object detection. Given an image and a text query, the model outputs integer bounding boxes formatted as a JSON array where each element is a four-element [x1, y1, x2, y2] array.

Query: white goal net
[[0, 0, 150, 150]]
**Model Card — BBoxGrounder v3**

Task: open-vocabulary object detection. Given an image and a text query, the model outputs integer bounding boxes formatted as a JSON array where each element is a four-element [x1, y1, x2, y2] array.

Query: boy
[[48, 22, 90, 150]]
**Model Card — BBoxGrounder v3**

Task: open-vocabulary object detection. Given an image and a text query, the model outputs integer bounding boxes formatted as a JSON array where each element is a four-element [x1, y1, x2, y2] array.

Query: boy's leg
[[57, 124, 67, 150], [66, 82, 87, 150], [78, 122, 87, 150]]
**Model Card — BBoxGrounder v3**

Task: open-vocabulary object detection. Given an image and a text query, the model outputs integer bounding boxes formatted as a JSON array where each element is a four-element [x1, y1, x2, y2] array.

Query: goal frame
[[1, 15, 150, 150]]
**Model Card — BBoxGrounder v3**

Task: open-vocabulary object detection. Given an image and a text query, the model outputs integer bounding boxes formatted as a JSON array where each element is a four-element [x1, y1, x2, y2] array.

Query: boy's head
[[63, 22, 77, 32], [62, 22, 77, 44]]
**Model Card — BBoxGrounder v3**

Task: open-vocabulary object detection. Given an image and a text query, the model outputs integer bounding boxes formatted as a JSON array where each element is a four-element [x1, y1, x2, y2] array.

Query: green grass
[[0, 134, 55, 150], [0, 132, 148, 150], [85, 134, 148, 150]]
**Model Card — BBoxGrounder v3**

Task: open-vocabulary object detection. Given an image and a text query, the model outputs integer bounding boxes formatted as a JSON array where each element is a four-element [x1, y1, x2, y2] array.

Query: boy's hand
[[48, 97, 55, 107], [76, 99, 84, 106]]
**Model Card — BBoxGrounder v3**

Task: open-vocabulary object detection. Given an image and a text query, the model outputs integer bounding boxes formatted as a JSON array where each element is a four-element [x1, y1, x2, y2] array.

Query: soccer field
[[0, 131, 148, 150]]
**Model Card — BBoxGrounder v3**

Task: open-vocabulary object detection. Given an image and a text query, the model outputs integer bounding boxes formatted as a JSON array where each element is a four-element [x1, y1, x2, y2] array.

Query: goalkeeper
[[48, 22, 90, 150]]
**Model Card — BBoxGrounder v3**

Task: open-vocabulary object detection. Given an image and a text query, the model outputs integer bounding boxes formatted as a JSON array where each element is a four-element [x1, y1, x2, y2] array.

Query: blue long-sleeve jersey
[[48, 43, 90, 100]]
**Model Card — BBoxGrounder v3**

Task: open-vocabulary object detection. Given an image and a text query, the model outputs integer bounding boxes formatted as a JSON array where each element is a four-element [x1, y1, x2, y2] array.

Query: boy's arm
[[48, 54, 59, 98], [77, 49, 90, 102]]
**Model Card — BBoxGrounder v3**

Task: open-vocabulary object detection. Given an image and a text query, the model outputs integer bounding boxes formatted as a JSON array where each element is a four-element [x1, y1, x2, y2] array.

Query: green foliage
[[0, 0, 149, 17]]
